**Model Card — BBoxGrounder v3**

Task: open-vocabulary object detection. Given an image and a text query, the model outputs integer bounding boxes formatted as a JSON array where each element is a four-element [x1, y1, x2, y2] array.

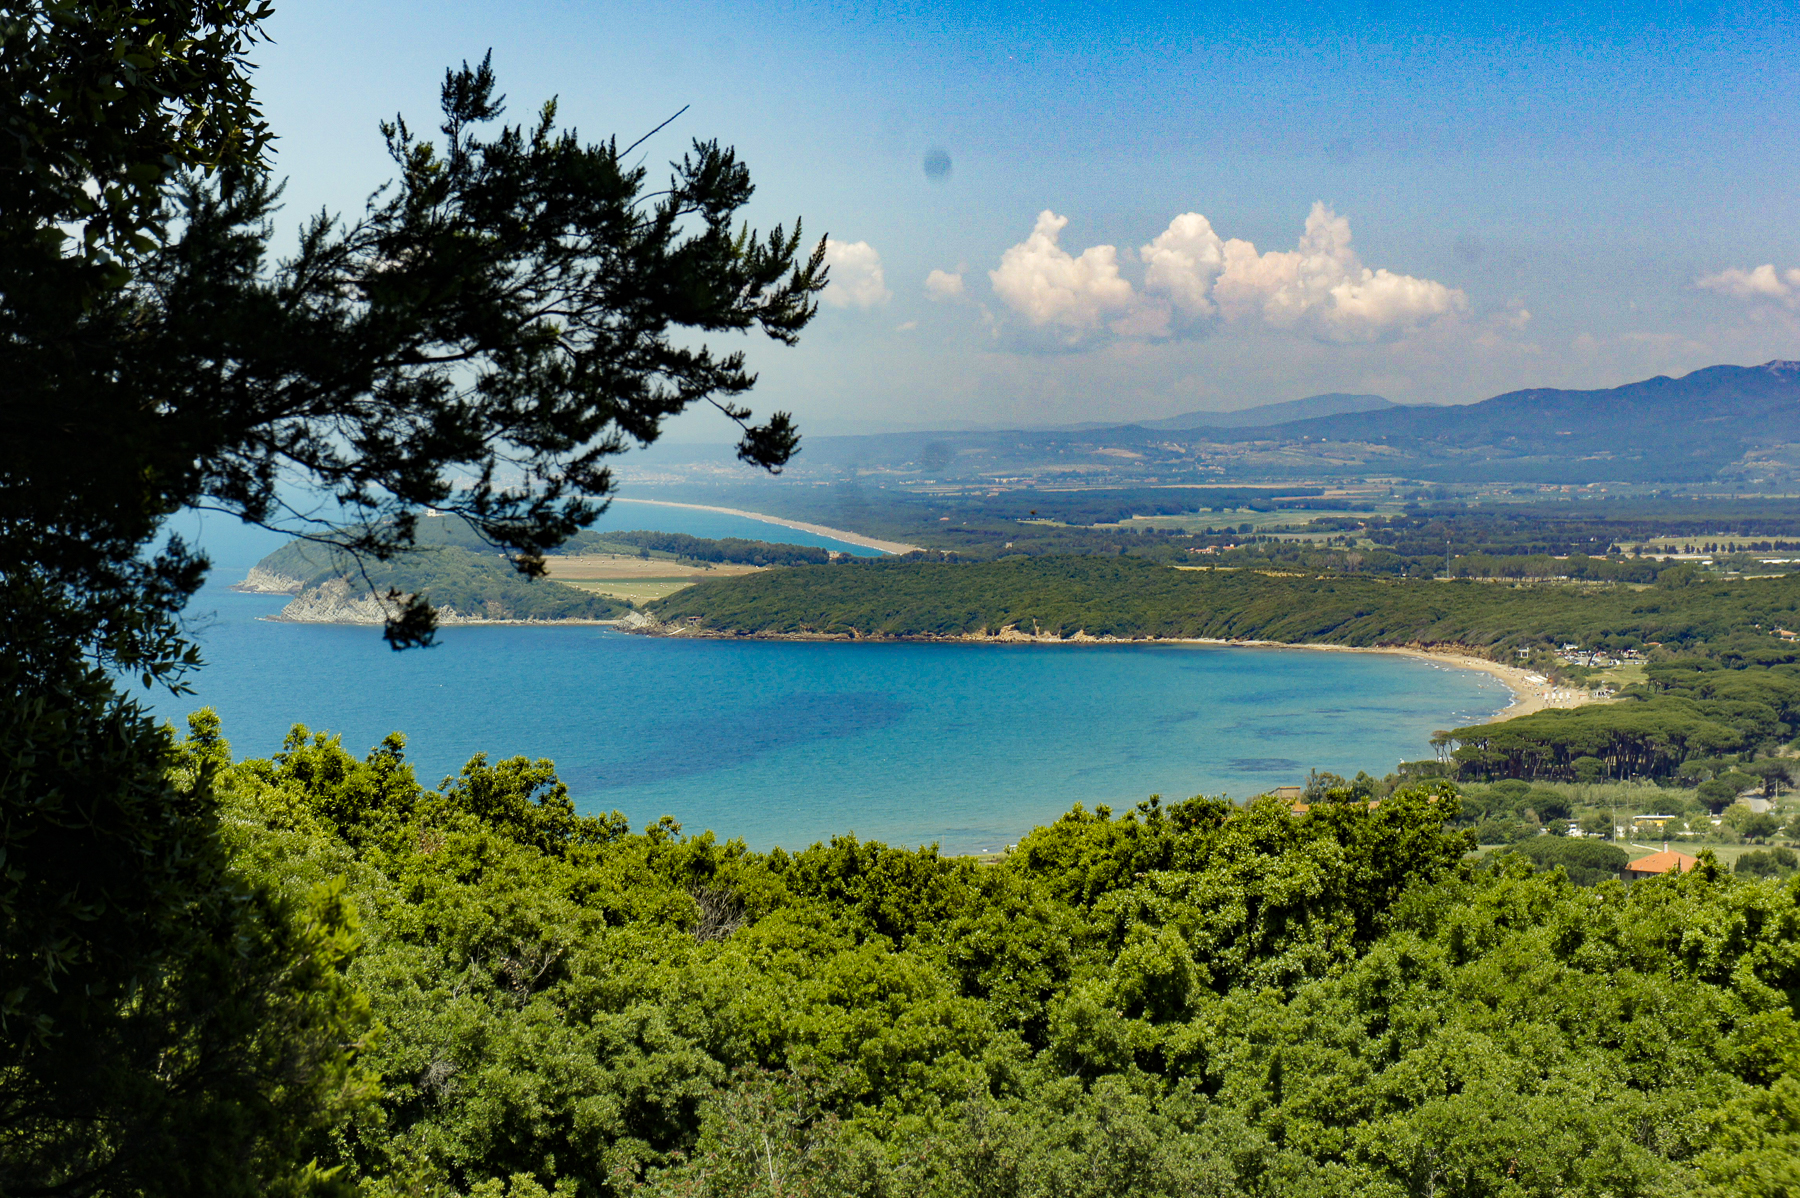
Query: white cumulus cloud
[[821, 239, 892, 309], [986, 203, 1465, 345], [1210, 203, 1465, 340], [924, 268, 966, 302], [988, 211, 1138, 338], [1139, 212, 1225, 318], [1698, 263, 1800, 306]]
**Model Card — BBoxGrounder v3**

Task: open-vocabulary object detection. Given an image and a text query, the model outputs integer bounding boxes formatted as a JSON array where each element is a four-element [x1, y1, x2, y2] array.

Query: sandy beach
[[607, 497, 921, 555], [1106, 639, 1598, 724], [1286, 644, 1602, 723]]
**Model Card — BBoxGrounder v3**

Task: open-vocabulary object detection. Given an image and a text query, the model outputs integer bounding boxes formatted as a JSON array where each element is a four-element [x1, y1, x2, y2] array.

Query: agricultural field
[[544, 553, 763, 604], [1105, 507, 1389, 535], [1587, 659, 1648, 691]]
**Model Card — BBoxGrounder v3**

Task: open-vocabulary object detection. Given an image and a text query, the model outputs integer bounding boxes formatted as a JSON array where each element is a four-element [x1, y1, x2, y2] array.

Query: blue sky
[[254, 0, 1800, 435]]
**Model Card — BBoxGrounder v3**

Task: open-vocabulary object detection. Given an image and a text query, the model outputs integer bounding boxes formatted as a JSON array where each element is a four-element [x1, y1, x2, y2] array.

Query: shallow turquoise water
[[159, 580, 1509, 854]]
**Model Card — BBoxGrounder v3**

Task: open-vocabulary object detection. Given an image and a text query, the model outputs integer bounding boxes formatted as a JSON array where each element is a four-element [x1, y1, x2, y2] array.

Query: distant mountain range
[[798, 362, 1800, 485], [1131, 392, 1399, 430], [1234, 361, 1800, 483], [1053, 392, 1397, 432]]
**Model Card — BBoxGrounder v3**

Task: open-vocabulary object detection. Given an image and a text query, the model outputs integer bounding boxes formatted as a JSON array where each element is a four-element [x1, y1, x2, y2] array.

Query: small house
[[1623, 850, 1699, 880]]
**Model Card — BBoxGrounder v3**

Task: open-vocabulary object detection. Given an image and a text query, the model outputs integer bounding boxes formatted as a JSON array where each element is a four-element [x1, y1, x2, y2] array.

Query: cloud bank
[[1698, 264, 1800, 307], [821, 239, 892, 309], [986, 203, 1466, 344]]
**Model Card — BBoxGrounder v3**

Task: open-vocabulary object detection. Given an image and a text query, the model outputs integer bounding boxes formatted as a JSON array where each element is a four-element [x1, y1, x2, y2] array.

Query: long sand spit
[[607, 497, 921, 555]]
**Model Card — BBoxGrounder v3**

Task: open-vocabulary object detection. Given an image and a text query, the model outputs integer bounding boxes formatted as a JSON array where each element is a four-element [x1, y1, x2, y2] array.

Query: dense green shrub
[[1492, 836, 1631, 886], [199, 715, 1800, 1197], [1737, 848, 1799, 879], [0, 688, 374, 1196]]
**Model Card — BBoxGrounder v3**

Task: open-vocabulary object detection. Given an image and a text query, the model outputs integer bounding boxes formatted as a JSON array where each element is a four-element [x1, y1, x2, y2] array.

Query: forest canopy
[[199, 712, 1800, 1198], [647, 554, 1800, 650]]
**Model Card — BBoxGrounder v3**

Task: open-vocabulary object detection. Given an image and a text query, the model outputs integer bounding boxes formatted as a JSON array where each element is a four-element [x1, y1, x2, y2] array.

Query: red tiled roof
[[1623, 850, 1699, 877]]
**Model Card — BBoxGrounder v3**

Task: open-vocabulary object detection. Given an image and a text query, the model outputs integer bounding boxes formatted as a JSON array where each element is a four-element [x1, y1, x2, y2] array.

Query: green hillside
[[246, 516, 854, 622], [252, 541, 625, 622], [649, 554, 1800, 647]]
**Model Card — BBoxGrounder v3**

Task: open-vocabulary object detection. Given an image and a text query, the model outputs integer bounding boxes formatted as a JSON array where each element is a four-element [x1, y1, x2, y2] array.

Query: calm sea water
[[150, 505, 1511, 854]]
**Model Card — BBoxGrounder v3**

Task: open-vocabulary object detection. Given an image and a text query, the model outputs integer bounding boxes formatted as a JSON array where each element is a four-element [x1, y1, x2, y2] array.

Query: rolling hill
[[1217, 360, 1800, 482], [1137, 391, 1397, 430], [795, 361, 1800, 485]]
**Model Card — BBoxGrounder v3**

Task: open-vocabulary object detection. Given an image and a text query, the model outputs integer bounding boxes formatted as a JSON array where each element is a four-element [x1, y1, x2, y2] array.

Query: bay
[[160, 580, 1509, 855]]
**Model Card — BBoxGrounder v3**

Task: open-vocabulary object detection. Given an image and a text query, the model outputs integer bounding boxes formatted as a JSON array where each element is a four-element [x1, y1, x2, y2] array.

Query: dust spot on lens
[[923, 148, 952, 181]]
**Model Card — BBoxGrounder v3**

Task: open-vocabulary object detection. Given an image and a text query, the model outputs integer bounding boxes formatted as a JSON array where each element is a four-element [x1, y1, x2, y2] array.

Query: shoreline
[[608, 497, 921, 555], [242, 600, 1575, 725], [1272, 642, 1594, 722], [622, 621, 1599, 725], [259, 614, 623, 627]]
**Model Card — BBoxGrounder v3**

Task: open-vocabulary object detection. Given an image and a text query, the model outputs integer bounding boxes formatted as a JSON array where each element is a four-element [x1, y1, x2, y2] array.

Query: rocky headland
[[232, 566, 305, 594], [267, 576, 617, 626]]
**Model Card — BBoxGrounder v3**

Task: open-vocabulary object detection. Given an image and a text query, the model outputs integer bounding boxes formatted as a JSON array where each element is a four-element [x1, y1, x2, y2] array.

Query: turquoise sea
[[153, 504, 1511, 854]]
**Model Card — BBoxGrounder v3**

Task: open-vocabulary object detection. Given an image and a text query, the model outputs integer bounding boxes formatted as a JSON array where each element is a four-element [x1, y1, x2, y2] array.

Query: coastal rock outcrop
[[273, 578, 411, 625], [233, 566, 305, 595], [273, 578, 487, 625], [617, 610, 718, 635], [268, 576, 617, 626]]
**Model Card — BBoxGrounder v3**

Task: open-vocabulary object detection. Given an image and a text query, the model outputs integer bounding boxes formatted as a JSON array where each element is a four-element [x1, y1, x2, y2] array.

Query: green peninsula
[[242, 541, 626, 624], [239, 517, 855, 624], [647, 554, 1798, 647]]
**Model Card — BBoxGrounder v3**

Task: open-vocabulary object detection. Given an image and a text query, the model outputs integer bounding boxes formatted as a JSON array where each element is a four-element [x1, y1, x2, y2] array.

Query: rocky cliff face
[[233, 566, 305, 594], [273, 578, 406, 624], [269, 577, 611, 625]]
